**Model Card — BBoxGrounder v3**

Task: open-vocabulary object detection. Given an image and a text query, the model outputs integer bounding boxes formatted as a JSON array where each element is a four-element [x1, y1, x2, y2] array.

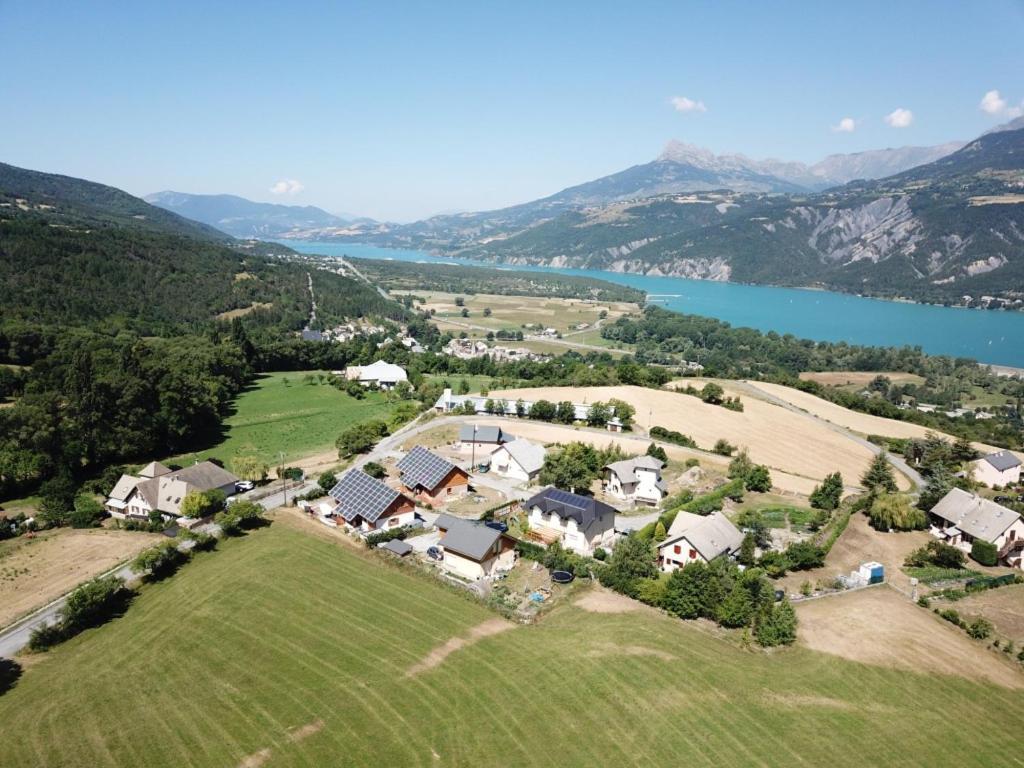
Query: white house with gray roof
[[603, 456, 668, 506], [105, 460, 238, 523], [657, 511, 744, 572], [488, 438, 546, 483], [929, 488, 1024, 566], [971, 450, 1022, 488], [456, 424, 514, 457]]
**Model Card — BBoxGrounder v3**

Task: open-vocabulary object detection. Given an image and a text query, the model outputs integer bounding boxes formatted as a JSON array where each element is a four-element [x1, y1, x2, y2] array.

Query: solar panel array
[[544, 487, 588, 510], [397, 446, 456, 491], [328, 469, 400, 523]]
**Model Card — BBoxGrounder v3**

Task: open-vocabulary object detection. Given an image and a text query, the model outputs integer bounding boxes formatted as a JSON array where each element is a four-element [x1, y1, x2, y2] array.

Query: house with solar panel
[[396, 446, 470, 504], [971, 450, 1022, 488], [435, 514, 517, 580], [523, 487, 617, 556], [326, 469, 416, 533]]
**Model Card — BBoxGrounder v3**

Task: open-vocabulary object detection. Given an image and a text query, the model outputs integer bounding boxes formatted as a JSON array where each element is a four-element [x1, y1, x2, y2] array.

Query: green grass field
[[3, 523, 1024, 767], [170, 371, 402, 468]]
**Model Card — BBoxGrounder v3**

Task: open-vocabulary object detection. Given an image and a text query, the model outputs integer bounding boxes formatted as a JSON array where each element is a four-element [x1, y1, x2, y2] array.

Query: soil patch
[[586, 642, 675, 661], [238, 748, 271, 768], [406, 618, 513, 677], [797, 586, 1024, 688], [575, 588, 642, 614], [287, 719, 324, 742]]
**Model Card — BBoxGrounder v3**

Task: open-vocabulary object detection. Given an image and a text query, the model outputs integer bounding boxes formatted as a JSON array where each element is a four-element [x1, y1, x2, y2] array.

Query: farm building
[[326, 469, 416, 533], [523, 487, 617, 556], [435, 514, 516, 580], [105, 461, 239, 523], [971, 450, 1022, 488], [344, 360, 408, 389], [929, 488, 1024, 567], [657, 511, 744, 572], [488, 438, 546, 483], [603, 456, 667, 506], [397, 446, 470, 503], [456, 424, 514, 457]]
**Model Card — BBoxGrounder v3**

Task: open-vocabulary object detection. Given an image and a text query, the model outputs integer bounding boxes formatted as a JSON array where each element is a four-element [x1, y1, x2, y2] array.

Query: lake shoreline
[[285, 241, 1024, 368]]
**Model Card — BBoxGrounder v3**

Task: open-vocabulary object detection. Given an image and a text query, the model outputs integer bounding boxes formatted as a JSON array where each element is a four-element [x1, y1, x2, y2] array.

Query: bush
[[28, 622, 64, 652], [905, 540, 966, 569], [712, 439, 736, 457], [745, 465, 772, 493], [809, 472, 844, 511], [68, 495, 106, 528], [362, 462, 386, 480], [971, 540, 998, 567], [318, 471, 337, 492], [134, 542, 188, 580], [364, 526, 412, 548], [754, 598, 797, 647], [60, 576, 132, 633], [783, 541, 825, 571], [967, 617, 993, 640], [650, 426, 697, 448]]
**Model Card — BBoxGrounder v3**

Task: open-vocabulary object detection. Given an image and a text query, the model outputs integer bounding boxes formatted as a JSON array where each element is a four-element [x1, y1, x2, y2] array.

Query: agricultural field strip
[[2, 526, 1024, 767]]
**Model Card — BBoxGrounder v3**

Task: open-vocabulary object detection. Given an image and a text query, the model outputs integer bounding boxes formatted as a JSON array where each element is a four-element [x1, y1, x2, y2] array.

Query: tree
[[654, 520, 667, 541], [460, 308, 469, 318], [539, 442, 600, 492], [738, 532, 757, 566], [458, 379, 471, 395], [745, 465, 772, 493], [809, 472, 843, 511], [179, 489, 222, 520], [586, 401, 611, 427], [783, 541, 825, 570], [336, 419, 389, 457], [69, 495, 105, 528], [528, 400, 556, 421], [515, 399, 526, 418], [712, 439, 735, 457], [362, 462, 386, 480], [717, 582, 755, 628], [59, 575, 131, 633], [38, 473, 77, 527], [868, 493, 926, 532], [861, 452, 897, 493], [950, 434, 977, 463], [754, 598, 797, 647], [728, 449, 754, 481], [483, 307, 492, 317], [318, 471, 337, 492], [918, 466, 953, 512], [133, 542, 187, 580], [646, 443, 668, 463], [599, 534, 657, 596], [607, 398, 635, 429], [454, 296, 465, 307], [662, 561, 723, 620], [554, 401, 576, 425], [700, 382, 724, 405], [232, 455, 269, 483], [228, 500, 266, 529]]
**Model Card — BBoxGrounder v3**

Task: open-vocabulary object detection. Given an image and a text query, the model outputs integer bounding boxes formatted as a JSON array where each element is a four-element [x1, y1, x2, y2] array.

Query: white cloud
[[884, 108, 913, 128], [980, 89, 1023, 119], [269, 179, 304, 195], [669, 96, 707, 113], [832, 117, 856, 133]]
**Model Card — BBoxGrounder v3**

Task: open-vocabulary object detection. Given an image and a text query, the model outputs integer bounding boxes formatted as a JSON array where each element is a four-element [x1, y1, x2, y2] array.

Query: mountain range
[[145, 191, 368, 239]]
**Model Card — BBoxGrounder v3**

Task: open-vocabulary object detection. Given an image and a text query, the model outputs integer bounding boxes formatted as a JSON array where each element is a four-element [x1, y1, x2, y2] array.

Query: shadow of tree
[[0, 657, 23, 696]]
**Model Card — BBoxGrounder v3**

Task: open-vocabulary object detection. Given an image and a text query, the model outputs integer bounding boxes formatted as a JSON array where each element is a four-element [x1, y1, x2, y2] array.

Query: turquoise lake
[[289, 242, 1024, 367]]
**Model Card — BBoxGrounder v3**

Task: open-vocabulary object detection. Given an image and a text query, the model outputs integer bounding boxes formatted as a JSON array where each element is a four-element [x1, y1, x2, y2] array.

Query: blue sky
[[2, 1, 1023, 221]]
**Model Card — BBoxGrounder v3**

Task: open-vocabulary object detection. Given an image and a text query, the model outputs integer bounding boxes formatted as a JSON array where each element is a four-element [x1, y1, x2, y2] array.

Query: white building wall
[[658, 537, 707, 572], [972, 460, 1021, 488]]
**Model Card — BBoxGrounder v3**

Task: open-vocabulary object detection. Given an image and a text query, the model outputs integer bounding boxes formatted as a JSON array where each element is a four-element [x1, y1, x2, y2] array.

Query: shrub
[[868, 493, 926, 532], [809, 472, 844, 511], [783, 541, 825, 571], [937, 608, 963, 627], [905, 540, 966, 569], [68, 495, 106, 528], [971, 540, 998, 567], [134, 542, 188, 581], [318, 471, 337, 491], [60, 576, 132, 633], [650, 426, 697, 449], [712, 439, 736, 457], [967, 617, 993, 640], [363, 462, 386, 480], [745, 465, 772, 493], [364, 526, 412, 548], [754, 599, 797, 647], [28, 622, 64, 652], [592, 547, 607, 561]]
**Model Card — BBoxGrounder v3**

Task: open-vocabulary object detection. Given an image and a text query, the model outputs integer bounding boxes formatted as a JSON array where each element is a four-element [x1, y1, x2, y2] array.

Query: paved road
[[730, 381, 924, 490]]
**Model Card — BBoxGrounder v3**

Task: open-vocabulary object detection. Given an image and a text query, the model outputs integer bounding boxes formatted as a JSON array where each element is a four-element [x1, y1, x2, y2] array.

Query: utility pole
[[470, 424, 478, 470], [278, 451, 288, 507]]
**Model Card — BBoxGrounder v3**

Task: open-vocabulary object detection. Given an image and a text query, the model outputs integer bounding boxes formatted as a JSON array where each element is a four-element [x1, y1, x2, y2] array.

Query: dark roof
[[434, 513, 460, 531], [440, 517, 503, 561], [458, 424, 512, 444], [397, 446, 460, 491], [328, 469, 402, 524], [983, 450, 1022, 472], [525, 487, 617, 533], [301, 329, 324, 341], [380, 539, 413, 556]]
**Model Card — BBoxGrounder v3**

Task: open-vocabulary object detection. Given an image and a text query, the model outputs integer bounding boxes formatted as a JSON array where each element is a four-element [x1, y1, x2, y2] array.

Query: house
[[488, 438, 545, 482], [396, 446, 470, 503], [928, 488, 1024, 566], [435, 514, 516, 580], [657, 511, 744, 572], [326, 469, 416, 533], [456, 424, 514, 457], [972, 450, 1022, 488], [105, 461, 239, 523], [523, 487, 617, 556], [603, 456, 667, 506], [345, 360, 408, 389]]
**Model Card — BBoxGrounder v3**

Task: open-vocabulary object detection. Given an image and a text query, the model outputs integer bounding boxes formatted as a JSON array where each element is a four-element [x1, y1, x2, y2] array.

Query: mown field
[[3, 522, 1024, 767], [170, 371, 402, 468]]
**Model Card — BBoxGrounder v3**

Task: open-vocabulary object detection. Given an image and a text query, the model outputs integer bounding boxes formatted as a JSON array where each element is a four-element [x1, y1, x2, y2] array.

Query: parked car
[[426, 546, 443, 561], [235, 480, 255, 493], [484, 520, 508, 533]]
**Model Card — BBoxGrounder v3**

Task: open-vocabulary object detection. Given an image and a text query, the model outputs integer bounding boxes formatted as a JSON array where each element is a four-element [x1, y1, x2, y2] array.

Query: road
[[729, 381, 924, 490]]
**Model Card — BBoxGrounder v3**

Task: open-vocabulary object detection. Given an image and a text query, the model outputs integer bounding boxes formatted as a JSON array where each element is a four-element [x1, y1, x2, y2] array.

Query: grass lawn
[[3, 522, 1024, 767], [169, 371, 403, 469], [423, 373, 515, 394]]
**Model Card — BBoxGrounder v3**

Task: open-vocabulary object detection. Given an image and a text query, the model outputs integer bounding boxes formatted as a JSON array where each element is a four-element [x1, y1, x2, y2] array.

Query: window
[[388, 517, 399, 527], [689, 549, 697, 559], [673, 545, 681, 555]]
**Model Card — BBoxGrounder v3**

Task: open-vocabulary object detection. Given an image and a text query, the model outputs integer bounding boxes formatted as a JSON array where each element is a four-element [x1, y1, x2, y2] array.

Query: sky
[[2, 1, 1023, 221]]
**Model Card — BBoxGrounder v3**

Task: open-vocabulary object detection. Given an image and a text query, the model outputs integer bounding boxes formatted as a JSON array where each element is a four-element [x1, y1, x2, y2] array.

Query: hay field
[[3, 523, 1024, 767], [798, 371, 926, 388], [0, 528, 161, 627], [489, 385, 888, 490]]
